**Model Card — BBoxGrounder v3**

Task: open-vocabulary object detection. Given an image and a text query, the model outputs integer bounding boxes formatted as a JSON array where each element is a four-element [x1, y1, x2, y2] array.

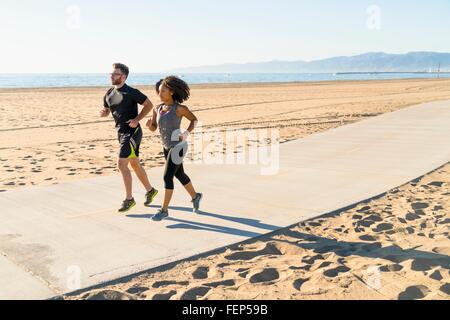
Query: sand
[[1, 78, 449, 300], [2, 78, 450, 192], [66, 162, 450, 300]]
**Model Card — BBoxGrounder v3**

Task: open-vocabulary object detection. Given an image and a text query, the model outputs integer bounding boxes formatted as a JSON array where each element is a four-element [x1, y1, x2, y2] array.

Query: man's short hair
[[112, 63, 129, 78]]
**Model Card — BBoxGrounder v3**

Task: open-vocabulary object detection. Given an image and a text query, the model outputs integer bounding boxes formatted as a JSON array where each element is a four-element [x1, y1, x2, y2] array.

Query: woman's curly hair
[[156, 76, 190, 103]]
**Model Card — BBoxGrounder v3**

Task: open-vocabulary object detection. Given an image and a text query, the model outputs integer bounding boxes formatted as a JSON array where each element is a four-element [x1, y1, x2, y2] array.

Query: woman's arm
[[146, 106, 158, 132], [177, 105, 198, 140]]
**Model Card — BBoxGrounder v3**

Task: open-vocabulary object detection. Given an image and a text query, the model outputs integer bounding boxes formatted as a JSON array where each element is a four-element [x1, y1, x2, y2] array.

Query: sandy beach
[[1, 78, 449, 300], [2, 78, 450, 192], [67, 161, 450, 300]]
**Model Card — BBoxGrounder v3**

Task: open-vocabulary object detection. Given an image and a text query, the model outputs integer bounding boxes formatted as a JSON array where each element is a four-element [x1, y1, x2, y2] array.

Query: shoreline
[[0, 77, 449, 92]]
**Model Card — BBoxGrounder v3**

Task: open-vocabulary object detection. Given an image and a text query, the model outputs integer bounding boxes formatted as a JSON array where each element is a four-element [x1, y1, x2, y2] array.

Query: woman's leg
[[175, 164, 196, 199], [162, 147, 177, 211], [171, 147, 196, 199]]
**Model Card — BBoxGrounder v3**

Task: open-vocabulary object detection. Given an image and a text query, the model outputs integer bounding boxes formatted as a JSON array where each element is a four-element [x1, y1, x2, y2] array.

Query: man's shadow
[[127, 205, 281, 238]]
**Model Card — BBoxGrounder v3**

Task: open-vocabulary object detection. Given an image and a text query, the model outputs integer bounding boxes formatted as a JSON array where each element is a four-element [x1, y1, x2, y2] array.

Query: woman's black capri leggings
[[163, 145, 191, 190]]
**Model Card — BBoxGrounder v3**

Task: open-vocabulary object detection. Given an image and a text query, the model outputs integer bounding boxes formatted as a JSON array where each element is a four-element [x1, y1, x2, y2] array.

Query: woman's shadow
[[127, 205, 282, 238]]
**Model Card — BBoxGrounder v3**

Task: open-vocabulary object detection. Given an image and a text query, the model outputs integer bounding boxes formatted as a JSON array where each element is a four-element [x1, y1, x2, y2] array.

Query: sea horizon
[[0, 72, 449, 89]]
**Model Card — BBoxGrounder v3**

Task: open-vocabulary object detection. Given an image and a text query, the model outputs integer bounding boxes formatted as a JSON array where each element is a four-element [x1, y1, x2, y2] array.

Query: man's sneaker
[[118, 198, 136, 213], [152, 208, 169, 221], [144, 188, 159, 207], [191, 193, 203, 213]]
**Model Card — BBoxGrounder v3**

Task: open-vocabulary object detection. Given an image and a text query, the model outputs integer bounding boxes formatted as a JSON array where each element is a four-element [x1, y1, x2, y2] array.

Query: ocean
[[0, 72, 448, 89]]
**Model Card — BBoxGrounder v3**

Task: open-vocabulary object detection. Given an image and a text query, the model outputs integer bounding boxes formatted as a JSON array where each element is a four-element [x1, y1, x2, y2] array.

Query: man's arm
[[128, 98, 153, 128], [100, 107, 110, 117], [137, 98, 153, 121], [100, 93, 111, 117]]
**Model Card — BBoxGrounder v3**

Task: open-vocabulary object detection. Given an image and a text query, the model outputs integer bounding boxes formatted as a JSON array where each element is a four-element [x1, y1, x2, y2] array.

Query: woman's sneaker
[[118, 198, 136, 213], [152, 208, 169, 221], [144, 188, 159, 207], [191, 193, 203, 213]]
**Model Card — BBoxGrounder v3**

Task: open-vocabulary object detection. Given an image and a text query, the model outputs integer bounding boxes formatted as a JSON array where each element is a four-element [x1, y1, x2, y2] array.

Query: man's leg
[[117, 157, 132, 199], [129, 157, 153, 193]]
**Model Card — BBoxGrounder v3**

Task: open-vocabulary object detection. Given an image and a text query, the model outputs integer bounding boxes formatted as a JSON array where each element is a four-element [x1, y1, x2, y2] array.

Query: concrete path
[[0, 100, 449, 299]]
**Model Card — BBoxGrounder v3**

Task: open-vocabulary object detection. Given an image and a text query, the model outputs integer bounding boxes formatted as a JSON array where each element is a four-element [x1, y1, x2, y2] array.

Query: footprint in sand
[[439, 283, 450, 295], [291, 264, 312, 271], [410, 258, 437, 272], [372, 223, 393, 233], [249, 268, 279, 284], [405, 227, 415, 234], [365, 214, 383, 222], [323, 265, 351, 278], [180, 286, 211, 300], [81, 289, 136, 300], [204, 279, 236, 288], [308, 221, 321, 227], [234, 268, 250, 278], [314, 245, 343, 254], [359, 235, 378, 241], [225, 243, 282, 261], [152, 280, 189, 288], [356, 206, 371, 213], [302, 254, 325, 265], [125, 286, 149, 295], [293, 278, 309, 291], [317, 261, 333, 269], [428, 270, 443, 281], [398, 285, 430, 300], [359, 220, 376, 227], [428, 181, 446, 187], [411, 202, 429, 210], [379, 264, 403, 272], [192, 267, 209, 280], [152, 290, 177, 300], [405, 212, 421, 221]]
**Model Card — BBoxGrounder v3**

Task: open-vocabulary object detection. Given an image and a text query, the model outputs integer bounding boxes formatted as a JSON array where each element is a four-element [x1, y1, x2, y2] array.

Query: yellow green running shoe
[[144, 188, 158, 207], [118, 198, 136, 213]]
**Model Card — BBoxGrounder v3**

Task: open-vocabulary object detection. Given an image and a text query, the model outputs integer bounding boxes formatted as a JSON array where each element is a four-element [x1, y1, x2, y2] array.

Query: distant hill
[[171, 52, 450, 73]]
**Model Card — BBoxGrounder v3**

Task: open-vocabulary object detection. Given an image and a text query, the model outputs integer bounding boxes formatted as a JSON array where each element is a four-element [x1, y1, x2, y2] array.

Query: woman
[[146, 76, 202, 221]]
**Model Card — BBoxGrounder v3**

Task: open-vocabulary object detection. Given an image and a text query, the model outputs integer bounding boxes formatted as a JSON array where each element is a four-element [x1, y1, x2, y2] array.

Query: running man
[[100, 63, 158, 212], [146, 76, 202, 221]]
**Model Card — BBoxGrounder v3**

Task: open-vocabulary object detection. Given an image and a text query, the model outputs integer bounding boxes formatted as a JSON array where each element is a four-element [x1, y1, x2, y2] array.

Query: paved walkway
[[0, 100, 449, 299]]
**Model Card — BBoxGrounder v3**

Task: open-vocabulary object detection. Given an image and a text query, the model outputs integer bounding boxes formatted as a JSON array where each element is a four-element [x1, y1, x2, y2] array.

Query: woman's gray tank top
[[157, 103, 182, 149]]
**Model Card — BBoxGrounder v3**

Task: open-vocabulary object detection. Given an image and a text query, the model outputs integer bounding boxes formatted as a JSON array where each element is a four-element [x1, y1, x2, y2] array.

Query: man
[[100, 63, 158, 212]]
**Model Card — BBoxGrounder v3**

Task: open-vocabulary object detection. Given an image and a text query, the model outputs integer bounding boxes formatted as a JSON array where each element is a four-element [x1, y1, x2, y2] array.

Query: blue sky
[[1, 0, 449, 73]]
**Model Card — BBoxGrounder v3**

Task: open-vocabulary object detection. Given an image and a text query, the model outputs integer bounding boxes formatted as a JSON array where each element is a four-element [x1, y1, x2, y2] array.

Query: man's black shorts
[[118, 126, 142, 159]]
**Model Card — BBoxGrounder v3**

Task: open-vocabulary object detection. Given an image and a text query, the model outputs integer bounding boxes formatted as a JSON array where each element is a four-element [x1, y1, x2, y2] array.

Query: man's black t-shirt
[[103, 84, 148, 133]]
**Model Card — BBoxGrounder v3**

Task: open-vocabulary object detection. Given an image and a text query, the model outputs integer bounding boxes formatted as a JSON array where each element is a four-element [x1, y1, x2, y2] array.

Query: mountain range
[[170, 52, 450, 73]]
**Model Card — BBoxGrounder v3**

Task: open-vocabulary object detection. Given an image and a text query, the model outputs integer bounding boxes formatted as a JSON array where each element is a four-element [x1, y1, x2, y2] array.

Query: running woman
[[100, 63, 158, 212], [146, 76, 202, 221]]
